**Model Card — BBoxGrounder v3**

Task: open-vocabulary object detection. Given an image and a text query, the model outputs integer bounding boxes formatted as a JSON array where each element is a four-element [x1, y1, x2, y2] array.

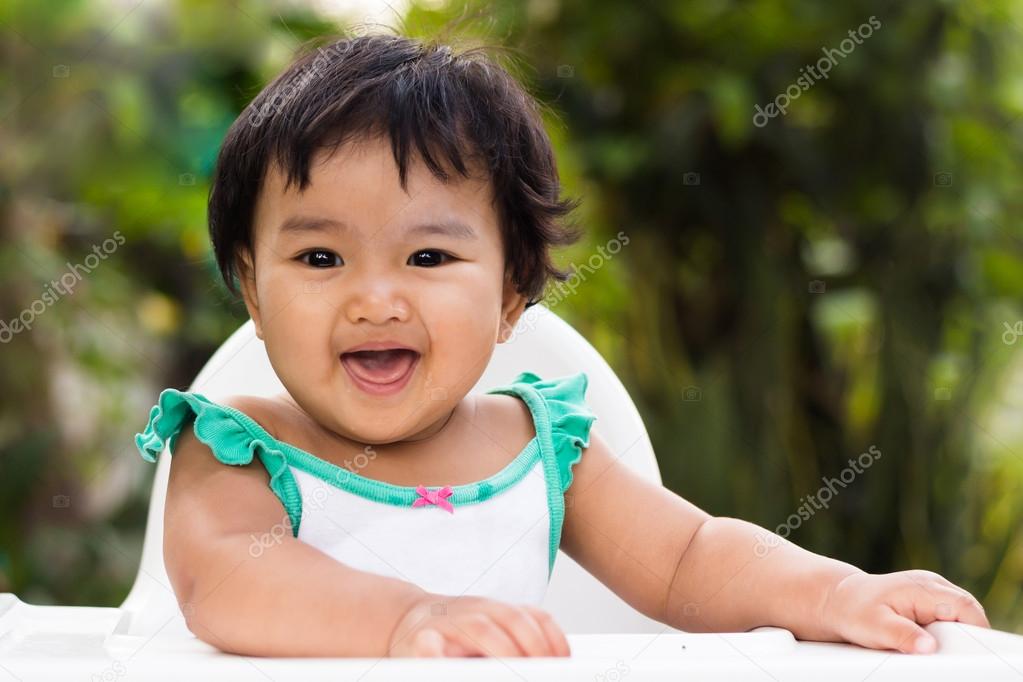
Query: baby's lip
[[341, 340, 420, 355]]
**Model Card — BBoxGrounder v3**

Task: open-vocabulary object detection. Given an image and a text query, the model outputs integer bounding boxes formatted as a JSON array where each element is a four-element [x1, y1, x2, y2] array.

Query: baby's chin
[[273, 384, 428, 446], [323, 396, 447, 445]]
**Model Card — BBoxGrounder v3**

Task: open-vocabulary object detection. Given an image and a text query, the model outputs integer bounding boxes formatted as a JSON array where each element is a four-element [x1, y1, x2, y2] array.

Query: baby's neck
[[275, 391, 475, 458], [397, 402, 460, 444]]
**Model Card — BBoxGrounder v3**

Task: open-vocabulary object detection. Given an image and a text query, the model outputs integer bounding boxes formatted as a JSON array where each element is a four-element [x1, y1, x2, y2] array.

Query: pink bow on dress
[[412, 485, 455, 513]]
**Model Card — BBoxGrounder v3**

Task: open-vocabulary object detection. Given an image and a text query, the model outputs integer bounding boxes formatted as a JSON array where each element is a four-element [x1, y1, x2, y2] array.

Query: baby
[[135, 32, 988, 658]]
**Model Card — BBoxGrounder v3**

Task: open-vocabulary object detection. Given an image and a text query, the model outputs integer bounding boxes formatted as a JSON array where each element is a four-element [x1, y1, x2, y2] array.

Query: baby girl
[[135, 33, 988, 658]]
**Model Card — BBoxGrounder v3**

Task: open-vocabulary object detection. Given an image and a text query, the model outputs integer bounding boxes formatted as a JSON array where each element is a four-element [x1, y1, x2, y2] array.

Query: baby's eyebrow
[[277, 215, 478, 240], [278, 215, 346, 235], [404, 220, 478, 240]]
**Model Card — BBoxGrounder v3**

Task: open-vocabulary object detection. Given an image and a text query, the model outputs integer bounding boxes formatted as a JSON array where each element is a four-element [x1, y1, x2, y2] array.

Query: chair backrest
[[120, 303, 667, 635]]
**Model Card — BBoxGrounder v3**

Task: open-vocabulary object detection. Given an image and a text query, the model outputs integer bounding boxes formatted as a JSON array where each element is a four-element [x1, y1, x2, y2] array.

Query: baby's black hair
[[208, 30, 583, 308]]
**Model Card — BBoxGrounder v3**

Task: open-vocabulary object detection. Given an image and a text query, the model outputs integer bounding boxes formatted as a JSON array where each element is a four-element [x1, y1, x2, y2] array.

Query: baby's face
[[239, 135, 526, 445]]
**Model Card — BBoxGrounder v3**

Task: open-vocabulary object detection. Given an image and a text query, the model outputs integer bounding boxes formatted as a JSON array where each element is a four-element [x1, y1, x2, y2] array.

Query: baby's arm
[[561, 428, 988, 653], [164, 418, 428, 657]]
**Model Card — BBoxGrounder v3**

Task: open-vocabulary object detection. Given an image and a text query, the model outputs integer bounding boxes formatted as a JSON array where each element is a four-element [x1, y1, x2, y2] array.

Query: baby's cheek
[[263, 302, 337, 381], [421, 333, 489, 401], [446, 308, 499, 362]]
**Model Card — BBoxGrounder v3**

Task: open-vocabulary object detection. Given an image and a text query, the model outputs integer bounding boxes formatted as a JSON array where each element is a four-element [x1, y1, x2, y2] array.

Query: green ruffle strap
[[510, 371, 597, 493], [134, 389, 304, 536]]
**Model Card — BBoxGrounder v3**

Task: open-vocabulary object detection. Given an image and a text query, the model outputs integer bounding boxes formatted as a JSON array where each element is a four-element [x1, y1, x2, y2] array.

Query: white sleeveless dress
[[136, 371, 597, 606]]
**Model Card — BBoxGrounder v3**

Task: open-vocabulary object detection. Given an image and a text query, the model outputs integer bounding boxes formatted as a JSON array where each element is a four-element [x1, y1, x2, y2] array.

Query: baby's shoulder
[[217, 393, 288, 440], [473, 393, 536, 445]]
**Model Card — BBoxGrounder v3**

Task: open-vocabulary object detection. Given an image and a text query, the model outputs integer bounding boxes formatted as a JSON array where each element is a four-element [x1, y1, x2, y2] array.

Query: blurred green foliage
[[2, 0, 1022, 631]]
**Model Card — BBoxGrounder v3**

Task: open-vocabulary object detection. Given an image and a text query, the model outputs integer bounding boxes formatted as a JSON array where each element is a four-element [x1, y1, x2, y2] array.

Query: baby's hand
[[820, 570, 990, 653], [388, 594, 571, 658]]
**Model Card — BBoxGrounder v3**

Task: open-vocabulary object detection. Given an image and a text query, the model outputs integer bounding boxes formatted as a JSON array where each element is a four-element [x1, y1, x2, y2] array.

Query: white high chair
[[2, 303, 1023, 680]]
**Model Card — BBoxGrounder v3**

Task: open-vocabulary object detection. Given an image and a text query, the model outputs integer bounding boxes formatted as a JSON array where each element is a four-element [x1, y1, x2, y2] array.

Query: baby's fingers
[[407, 628, 447, 657], [861, 610, 937, 654], [523, 606, 571, 657], [396, 627, 473, 657], [898, 577, 990, 629], [451, 614, 526, 657], [492, 607, 560, 657], [929, 587, 990, 628]]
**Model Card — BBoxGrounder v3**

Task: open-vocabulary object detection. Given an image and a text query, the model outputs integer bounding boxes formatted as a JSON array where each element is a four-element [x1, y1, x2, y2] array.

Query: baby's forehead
[[253, 140, 498, 240], [267, 135, 492, 198]]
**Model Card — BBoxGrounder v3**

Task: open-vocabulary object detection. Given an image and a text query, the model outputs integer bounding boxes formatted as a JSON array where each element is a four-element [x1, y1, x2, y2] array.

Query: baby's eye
[[298, 250, 342, 268], [409, 250, 453, 267]]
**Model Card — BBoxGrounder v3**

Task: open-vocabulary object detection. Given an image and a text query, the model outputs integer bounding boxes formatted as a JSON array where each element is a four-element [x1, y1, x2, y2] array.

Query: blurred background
[[3, 0, 1023, 630]]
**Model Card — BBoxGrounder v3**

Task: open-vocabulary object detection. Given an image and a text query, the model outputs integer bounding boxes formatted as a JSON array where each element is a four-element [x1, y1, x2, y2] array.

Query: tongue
[[342, 349, 418, 384]]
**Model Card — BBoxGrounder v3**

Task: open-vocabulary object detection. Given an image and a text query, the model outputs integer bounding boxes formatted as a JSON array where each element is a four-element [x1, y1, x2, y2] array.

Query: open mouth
[[340, 349, 420, 394]]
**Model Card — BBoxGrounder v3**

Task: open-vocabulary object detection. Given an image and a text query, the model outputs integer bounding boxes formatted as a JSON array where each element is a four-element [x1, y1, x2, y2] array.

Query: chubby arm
[[163, 397, 427, 657], [560, 428, 989, 653]]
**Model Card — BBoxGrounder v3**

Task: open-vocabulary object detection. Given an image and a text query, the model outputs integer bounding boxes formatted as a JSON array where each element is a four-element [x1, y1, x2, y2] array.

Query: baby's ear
[[498, 273, 529, 343], [235, 248, 264, 339]]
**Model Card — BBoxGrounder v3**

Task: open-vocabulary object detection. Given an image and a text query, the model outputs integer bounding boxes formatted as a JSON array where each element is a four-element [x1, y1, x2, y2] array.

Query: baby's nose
[[343, 287, 411, 325]]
